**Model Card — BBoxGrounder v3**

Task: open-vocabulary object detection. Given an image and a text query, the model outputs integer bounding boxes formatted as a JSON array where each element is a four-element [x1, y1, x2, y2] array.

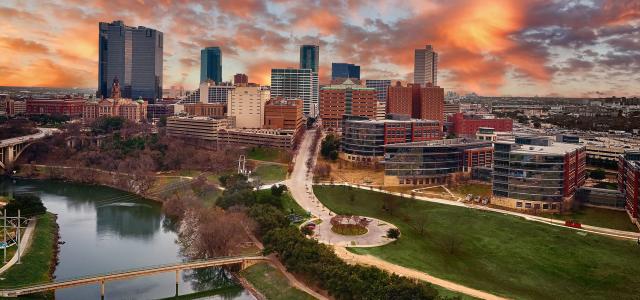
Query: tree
[[386, 228, 400, 239], [5, 194, 46, 217], [320, 134, 340, 160], [590, 168, 606, 180], [533, 121, 541, 129], [270, 184, 287, 197]]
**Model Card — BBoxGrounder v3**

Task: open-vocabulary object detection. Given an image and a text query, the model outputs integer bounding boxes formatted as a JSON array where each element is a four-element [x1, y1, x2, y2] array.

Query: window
[[543, 204, 549, 209], [516, 202, 523, 208], [525, 203, 532, 209]]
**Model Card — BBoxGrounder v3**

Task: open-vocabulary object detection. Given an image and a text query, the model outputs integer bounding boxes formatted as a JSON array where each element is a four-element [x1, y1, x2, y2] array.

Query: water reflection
[[0, 179, 254, 300]]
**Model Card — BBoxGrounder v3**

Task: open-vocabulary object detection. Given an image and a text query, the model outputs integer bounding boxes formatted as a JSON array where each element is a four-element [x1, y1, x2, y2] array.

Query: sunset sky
[[0, 0, 638, 97]]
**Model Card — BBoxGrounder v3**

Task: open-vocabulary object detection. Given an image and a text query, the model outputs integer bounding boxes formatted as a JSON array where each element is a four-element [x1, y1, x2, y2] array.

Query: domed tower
[[111, 76, 122, 100]]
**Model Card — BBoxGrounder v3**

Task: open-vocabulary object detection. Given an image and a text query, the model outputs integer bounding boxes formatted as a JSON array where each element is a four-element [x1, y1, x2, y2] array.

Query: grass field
[[313, 186, 640, 300], [240, 262, 315, 300], [544, 207, 638, 232], [0, 213, 57, 288], [280, 192, 309, 218], [253, 164, 288, 184], [247, 147, 291, 163]]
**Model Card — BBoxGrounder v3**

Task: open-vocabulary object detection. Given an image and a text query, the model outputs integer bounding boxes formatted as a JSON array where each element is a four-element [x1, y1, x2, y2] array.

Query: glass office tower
[[98, 20, 163, 101], [299, 45, 319, 73], [331, 63, 360, 80], [271, 68, 318, 116], [201, 47, 222, 83]]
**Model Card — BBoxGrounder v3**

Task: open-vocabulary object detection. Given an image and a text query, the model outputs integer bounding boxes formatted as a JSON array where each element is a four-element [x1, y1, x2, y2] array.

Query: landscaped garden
[[313, 185, 640, 300], [329, 215, 368, 236]]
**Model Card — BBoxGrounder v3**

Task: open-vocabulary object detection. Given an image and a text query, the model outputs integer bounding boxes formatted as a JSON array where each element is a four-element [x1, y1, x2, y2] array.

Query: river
[[0, 179, 254, 300]]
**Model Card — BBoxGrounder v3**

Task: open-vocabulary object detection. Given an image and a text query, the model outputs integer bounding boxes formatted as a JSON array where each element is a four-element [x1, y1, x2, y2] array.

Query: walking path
[[0, 218, 37, 275], [285, 129, 396, 247], [333, 246, 508, 300]]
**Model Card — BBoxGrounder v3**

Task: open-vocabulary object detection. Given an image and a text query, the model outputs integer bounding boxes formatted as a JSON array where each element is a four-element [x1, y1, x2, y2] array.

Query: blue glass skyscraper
[[331, 63, 360, 80], [98, 20, 163, 101], [201, 47, 222, 83], [299, 45, 319, 73]]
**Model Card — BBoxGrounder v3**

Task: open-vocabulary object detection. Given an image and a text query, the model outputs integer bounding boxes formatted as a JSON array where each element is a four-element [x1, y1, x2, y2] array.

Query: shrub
[[387, 228, 401, 239]]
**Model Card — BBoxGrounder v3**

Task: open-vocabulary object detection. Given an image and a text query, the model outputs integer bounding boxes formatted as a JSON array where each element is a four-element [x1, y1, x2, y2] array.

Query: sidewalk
[[0, 218, 37, 275]]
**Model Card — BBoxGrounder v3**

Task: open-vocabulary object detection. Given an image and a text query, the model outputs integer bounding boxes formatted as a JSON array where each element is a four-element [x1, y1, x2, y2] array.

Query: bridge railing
[[0, 255, 266, 290]]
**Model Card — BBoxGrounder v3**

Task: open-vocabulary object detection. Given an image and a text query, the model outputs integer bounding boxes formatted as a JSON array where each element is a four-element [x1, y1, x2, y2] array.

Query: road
[[0, 128, 58, 148], [285, 129, 396, 247]]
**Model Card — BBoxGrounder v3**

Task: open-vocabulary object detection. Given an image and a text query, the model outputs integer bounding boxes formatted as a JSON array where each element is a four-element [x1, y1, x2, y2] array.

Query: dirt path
[[333, 247, 508, 300]]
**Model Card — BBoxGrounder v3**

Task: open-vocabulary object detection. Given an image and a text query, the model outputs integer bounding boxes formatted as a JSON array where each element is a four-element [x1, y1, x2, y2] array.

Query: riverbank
[[14, 164, 195, 203], [0, 213, 58, 290]]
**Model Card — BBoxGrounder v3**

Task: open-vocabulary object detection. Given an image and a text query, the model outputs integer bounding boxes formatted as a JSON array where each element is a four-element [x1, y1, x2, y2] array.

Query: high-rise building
[[492, 136, 587, 212], [234, 73, 248, 85], [331, 63, 360, 80], [98, 20, 163, 101], [416, 84, 444, 123], [201, 47, 222, 83], [228, 86, 270, 129], [183, 81, 235, 104], [365, 79, 392, 102], [271, 68, 319, 116], [319, 79, 376, 130], [386, 82, 420, 117], [299, 45, 319, 73], [414, 45, 438, 87], [386, 81, 444, 124]]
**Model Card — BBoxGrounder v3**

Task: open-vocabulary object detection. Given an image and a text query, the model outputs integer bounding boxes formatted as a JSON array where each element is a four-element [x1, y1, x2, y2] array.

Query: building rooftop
[[343, 114, 440, 125], [384, 138, 492, 148], [498, 137, 585, 155]]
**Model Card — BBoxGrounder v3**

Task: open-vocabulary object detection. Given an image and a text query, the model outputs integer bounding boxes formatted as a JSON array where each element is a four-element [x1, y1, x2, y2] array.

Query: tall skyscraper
[[201, 47, 222, 83], [98, 20, 163, 101], [365, 79, 392, 102], [414, 45, 438, 87], [299, 45, 319, 73], [332, 63, 360, 80], [271, 68, 319, 117]]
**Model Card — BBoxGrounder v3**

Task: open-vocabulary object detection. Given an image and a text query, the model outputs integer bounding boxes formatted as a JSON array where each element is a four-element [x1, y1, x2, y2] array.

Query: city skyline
[[0, 0, 638, 97]]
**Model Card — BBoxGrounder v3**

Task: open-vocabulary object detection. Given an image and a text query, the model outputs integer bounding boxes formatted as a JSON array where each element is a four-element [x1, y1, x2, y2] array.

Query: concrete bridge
[[0, 255, 267, 297], [0, 128, 57, 170]]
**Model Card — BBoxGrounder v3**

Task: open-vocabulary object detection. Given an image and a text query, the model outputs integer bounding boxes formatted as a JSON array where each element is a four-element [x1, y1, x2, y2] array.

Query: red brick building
[[264, 98, 303, 131], [26, 98, 85, 117], [386, 82, 419, 117], [417, 84, 444, 123], [387, 82, 444, 124], [449, 112, 513, 136], [319, 80, 376, 130], [619, 151, 640, 223], [234, 73, 248, 85], [184, 103, 226, 118]]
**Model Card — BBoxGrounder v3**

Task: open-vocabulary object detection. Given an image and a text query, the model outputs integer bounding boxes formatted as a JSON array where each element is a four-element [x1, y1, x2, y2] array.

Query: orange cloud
[[245, 59, 297, 85], [0, 37, 49, 54], [0, 59, 94, 88]]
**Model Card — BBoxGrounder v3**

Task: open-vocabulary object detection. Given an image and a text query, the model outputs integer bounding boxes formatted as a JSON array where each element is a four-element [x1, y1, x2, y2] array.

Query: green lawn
[[544, 207, 638, 232], [281, 192, 308, 217], [252, 164, 287, 184], [247, 147, 291, 163], [240, 262, 315, 300], [0, 213, 57, 288], [313, 186, 640, 300]]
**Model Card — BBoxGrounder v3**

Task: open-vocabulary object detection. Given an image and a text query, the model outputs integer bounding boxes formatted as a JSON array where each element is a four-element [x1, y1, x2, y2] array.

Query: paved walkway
[[0, 218, 37, 275], [285, 129, 396, 248], [333, 247, 508, 300]]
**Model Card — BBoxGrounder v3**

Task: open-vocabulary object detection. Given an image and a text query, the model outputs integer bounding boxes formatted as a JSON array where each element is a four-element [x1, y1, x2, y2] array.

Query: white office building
[[270, 68, 318, 117]]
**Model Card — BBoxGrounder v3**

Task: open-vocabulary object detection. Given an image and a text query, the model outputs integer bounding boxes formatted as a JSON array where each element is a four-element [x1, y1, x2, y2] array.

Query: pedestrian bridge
[[0, 255, 267, 297], [0, 128, 56, 170]]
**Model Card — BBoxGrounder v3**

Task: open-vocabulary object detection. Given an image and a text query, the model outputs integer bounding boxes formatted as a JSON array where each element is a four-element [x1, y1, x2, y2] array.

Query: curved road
[[0, 128, 58, 148], [285, 129, 396, 247]]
